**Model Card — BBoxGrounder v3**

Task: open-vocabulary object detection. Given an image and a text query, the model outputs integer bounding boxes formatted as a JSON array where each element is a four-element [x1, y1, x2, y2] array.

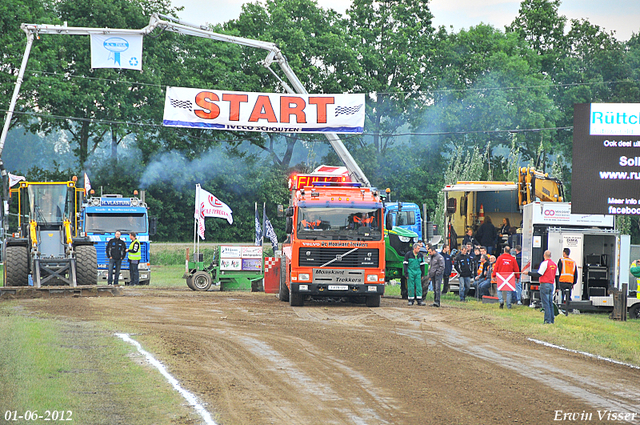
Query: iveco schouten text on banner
[[572, 103, 640, 215], [163, 87, 365, 134]]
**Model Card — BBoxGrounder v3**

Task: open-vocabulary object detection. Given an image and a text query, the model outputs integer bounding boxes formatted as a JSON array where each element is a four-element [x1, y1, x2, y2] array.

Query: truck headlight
[[299, 285, 309, 291], [398, 236, 410, 242], [366, 274, 378, 282], [298, 273, 310, 281]]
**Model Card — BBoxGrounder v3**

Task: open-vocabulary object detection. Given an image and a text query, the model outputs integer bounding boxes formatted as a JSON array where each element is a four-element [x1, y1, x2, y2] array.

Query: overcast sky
[[171, 0, 639, 42]]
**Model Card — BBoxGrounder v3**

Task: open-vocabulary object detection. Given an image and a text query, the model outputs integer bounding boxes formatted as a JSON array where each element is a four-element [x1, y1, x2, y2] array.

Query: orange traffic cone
[[479, 204, 485, 224]]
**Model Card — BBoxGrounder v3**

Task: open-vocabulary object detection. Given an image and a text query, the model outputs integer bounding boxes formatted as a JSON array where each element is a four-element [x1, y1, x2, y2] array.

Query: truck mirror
[[286, 207, 294, 218], [385, 213, 393, 230], [285, 217, 293, 234], [277, 204, 284, 218], [447, 198, 457, 214], [398, 202, 403, 211], [149, 217, 158, 236]]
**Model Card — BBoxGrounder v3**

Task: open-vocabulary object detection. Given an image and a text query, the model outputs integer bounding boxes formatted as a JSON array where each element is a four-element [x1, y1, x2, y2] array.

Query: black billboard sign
[[572, 103, 640, 215]]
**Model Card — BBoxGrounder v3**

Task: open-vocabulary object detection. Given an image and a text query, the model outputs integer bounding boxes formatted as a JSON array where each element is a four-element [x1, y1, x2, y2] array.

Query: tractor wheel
[[629, 303, 640, 320], [366, 295, 381, 307], [278, 259, 289, 302], [185, 275, 196, 291], [4, 246, 29, 287], [191, 271, 212, 291], [75, 245, 98, 285]]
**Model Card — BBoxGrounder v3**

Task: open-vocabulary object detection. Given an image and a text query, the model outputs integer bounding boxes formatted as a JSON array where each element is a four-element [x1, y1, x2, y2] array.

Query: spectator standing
[[425, 244, 445, 307], [493, 246, 520, 309], [475, 216, 497, 254], [454, 245, 474, 301], [441, 245, 452, 294], [106, 231, 127, 286], [523, 250, 558, 324], [127, 232, 141, 286], [404, 243, 427, 306], [513, 245, 523, 305], [556, 248, 578, 315]]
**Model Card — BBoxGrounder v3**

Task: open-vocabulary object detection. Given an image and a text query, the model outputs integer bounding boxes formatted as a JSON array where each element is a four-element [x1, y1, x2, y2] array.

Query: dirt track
[[23, 287, 640, 425]]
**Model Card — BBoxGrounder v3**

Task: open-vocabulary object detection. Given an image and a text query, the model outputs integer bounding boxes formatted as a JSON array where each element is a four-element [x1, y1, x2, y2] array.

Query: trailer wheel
[[4, 246, 29, 286], [185, 275, 196, 291], [278, 259, 289, 302], [289, 291, 303, 307], [75, 245, 98, 285], [629, 303, 640, 320], [366, 295, 381, 307], [191, 271, 212, 291]]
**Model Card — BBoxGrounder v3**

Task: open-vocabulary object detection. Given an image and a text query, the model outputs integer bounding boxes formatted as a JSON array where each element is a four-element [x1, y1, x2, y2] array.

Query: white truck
[[521, 201, 639, 318]]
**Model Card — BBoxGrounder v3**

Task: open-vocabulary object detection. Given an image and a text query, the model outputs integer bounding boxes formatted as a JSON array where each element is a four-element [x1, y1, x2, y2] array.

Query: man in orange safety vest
[[556, 248, 578, 315]]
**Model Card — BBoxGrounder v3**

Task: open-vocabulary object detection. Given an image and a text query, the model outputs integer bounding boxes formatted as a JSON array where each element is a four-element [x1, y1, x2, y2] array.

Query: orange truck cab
[[279, 167, 386, 307]]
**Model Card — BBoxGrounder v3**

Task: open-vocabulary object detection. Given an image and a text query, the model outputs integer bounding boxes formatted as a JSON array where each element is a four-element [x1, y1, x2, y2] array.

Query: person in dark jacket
[[475, 254, 491, 298], [462, 228, 478, 248], [106, 231, 127, 285], [454, 245, 474, 301], [475, 216, 497, 255], [440, 245, 453, 294], [424, 244, 445, 307]]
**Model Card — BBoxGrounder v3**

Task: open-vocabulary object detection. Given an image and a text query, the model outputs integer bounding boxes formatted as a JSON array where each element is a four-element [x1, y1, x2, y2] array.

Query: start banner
[[163, 87, 365, 134]]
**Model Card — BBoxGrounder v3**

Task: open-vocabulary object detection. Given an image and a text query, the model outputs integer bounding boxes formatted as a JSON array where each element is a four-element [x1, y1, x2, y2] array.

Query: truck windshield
[[297, 206, 382, 240], [28, 184, 68, 224], [85, 213, 147, 233]]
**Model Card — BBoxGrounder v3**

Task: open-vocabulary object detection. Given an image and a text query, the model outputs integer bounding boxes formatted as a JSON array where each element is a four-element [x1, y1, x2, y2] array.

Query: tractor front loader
[[3, 178, 97, 287]]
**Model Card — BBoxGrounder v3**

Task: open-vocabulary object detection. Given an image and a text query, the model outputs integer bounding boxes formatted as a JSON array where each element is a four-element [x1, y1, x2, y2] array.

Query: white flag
[[194, 184, 233, 240], [90, 34, 143, 70], [84, 172, 91, 195], [8, 173, 25, 187]]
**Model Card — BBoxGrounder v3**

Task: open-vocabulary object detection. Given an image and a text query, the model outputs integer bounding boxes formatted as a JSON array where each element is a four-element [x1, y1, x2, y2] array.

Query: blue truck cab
[[80, 194, 153, 285], [384, 202, 422, 238]]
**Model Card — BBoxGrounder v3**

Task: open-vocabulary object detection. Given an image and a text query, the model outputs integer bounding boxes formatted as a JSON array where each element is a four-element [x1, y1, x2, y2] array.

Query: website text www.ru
[[599, 171, 640, 180]]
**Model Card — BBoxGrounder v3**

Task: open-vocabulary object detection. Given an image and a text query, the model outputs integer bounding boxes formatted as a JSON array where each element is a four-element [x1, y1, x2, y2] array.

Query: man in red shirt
[[523, 250, 558, 324], [492, 246, 520, 309]]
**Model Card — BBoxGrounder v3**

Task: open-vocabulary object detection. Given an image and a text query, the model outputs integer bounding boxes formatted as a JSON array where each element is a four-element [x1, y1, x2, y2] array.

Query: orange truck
[[278, 166, 386, 307]]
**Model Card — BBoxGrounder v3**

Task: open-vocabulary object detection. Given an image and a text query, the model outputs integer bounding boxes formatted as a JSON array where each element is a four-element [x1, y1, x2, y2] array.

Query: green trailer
[[184, 245, 264, 291]]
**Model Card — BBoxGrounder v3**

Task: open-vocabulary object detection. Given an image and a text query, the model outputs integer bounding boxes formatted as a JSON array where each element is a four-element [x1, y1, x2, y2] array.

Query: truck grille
[[298, 248, 379, 268]]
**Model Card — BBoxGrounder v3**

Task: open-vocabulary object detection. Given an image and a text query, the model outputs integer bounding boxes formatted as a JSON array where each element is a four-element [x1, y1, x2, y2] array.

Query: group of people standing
[[106, 231, 141, 286], [402, 242, 452, 307]]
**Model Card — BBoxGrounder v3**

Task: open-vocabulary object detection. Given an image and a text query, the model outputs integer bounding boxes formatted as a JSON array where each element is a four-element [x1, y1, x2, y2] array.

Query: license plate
[[328, 285, 348, 291]]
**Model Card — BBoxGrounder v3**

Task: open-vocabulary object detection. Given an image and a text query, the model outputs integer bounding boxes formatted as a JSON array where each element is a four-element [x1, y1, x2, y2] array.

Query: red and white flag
[[496, 272, 516, 291], [84, 172, 92, 195], [8, 173, 25, 187], [194, 184, 233, 239]]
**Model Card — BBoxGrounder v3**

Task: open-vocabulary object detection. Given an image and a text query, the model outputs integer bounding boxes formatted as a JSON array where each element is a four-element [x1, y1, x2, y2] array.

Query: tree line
[[1, 0, 639, 242]]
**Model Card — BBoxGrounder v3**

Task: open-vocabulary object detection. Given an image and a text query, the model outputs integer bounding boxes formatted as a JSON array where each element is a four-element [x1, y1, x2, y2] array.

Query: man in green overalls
[[403, 242, 426, 306]]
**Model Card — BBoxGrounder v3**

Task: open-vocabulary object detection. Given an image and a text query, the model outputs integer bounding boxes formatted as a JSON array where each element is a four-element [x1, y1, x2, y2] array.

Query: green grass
[[0, 304, 198, 424], [151, 264, 191, 288]]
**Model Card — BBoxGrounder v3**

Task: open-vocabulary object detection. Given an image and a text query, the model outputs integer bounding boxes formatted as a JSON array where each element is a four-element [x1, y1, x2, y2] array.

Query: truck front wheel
[[366, 295, 381, 307], [278, 259, 289, 302], [629, 303, 640, 320]]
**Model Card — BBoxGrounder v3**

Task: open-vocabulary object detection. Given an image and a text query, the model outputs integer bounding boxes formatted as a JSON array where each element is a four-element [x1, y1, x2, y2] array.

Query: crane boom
[[0, 14, 370, 186]]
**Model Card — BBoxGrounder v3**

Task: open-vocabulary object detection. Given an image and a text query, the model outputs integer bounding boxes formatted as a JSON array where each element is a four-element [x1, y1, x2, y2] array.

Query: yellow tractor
[[517, 166, 564, 206], [3, 177, 97, 287]]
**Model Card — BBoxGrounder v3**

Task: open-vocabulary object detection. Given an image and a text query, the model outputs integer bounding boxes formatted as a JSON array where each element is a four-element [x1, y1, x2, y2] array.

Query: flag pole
[[262, 202, 266, 247]]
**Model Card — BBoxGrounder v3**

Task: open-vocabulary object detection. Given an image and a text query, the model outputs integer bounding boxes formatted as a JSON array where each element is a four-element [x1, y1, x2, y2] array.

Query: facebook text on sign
[[163, 87, 365, 134]]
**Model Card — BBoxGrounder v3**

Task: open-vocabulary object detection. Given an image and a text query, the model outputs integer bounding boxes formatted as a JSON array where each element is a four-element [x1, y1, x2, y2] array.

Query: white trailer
[[521, 202, 640, 318]]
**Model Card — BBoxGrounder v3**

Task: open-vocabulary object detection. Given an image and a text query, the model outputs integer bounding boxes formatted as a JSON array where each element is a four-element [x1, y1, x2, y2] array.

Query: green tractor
[[385, 227, 423, 299]]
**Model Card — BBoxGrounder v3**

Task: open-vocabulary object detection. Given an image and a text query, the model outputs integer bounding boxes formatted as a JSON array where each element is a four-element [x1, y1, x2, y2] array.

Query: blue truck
[[80, 194, 154, 285]]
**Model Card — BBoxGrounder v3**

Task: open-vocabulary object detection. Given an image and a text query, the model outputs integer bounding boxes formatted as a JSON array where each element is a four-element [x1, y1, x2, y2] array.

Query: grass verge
[[0, 303, 198, 425]]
